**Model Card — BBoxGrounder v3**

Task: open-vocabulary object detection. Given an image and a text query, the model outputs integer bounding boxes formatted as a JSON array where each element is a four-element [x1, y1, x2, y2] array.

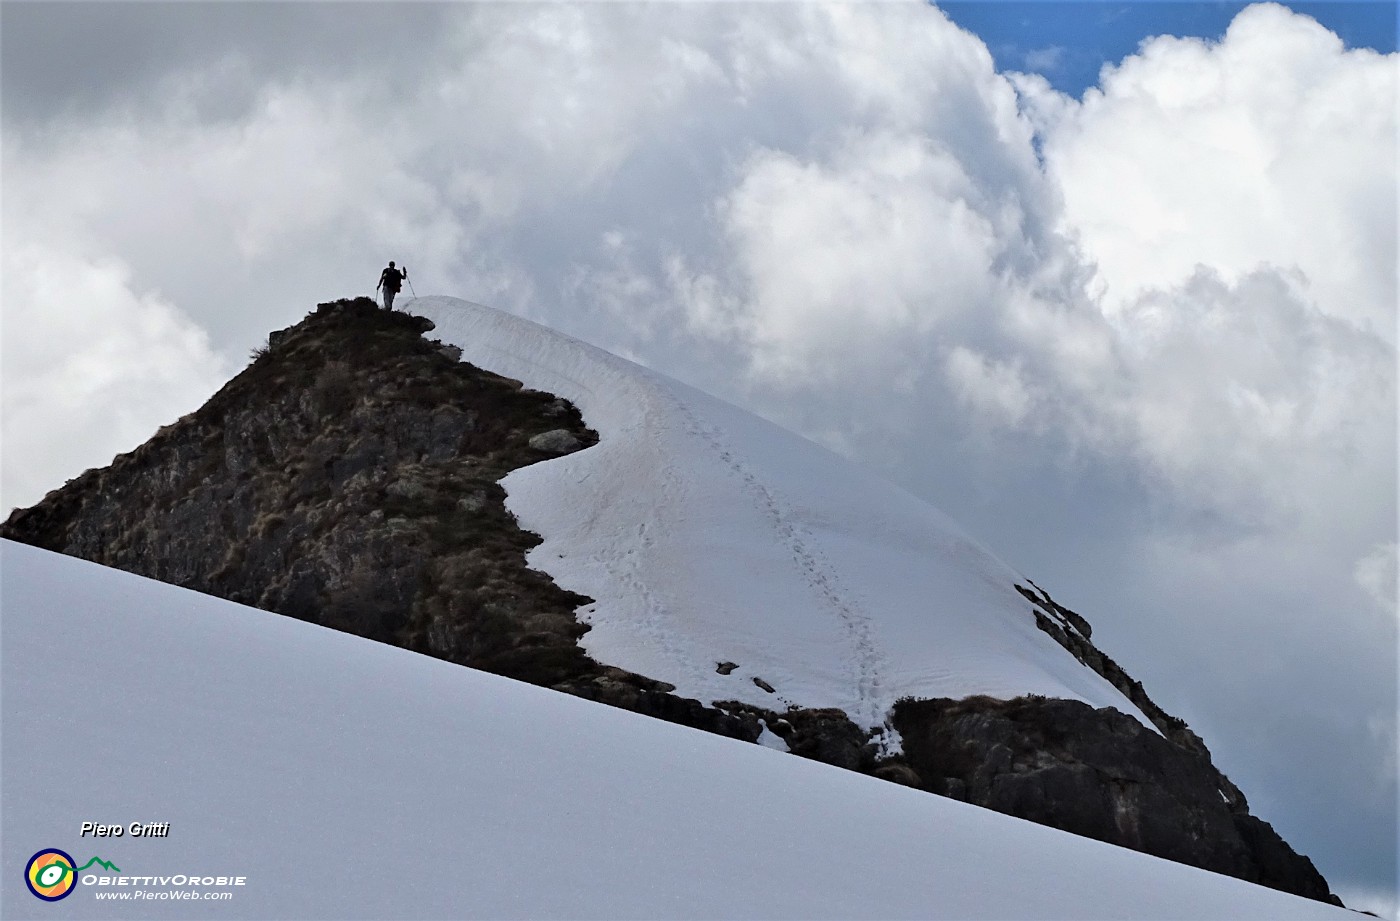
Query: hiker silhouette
[[376, 261, 407, 311]]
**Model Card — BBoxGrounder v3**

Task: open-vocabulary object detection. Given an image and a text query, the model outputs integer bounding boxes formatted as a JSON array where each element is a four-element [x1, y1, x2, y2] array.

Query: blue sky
[[940, 1, 1397, 96]]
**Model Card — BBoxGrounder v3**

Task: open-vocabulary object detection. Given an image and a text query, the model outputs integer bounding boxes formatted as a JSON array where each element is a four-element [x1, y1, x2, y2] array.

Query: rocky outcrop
[[1014, 581, 1238, 797], [878, 578, 1338, 904], [5, 298, 602, 686], [527, 429, 583, 454], [890, 695, 1338, 904], [1, 297, 1339, 906]]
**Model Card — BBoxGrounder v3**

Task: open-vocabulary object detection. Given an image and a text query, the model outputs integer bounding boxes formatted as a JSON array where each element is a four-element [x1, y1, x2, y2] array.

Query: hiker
[[376, 261, 407, 311]]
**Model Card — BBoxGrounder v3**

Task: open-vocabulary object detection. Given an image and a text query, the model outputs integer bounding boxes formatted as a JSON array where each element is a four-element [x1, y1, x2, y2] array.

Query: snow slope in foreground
[[1, 541, 1349, 920], [411, 296, 1152, 738]]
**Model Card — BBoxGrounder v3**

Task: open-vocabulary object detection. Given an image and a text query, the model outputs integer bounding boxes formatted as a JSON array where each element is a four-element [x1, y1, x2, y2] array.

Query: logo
[[24, 849, 121, 901], [25, 849, 77, 901]]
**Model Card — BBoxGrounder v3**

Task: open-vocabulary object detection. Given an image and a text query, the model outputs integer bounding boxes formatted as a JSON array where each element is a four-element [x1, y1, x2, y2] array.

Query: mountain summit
[[2, 296, 1338, 905]]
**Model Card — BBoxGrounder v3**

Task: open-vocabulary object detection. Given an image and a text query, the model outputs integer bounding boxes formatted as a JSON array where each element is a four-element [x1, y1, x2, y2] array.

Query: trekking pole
[[407, 276, 417, 298]]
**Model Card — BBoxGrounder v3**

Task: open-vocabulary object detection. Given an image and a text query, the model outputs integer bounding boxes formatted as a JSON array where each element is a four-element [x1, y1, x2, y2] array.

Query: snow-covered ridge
[[0, 541, 1349, 919], [411, 296, 1156, 736]]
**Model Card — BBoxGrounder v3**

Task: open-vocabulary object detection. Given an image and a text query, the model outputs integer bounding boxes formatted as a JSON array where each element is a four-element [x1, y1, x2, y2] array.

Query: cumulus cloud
[[0, 244, 231, 509], [651, 1, 1395, 539], [1049, 265, 1393, 527], [1013, 2, 1396, 343], [711, 132, 1006, 382]]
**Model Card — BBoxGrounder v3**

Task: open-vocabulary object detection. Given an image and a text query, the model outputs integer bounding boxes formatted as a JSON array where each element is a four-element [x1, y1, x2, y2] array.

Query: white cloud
[[1014, 3, 1397, 344], [1, 244, 231, 510], [945, 346, 1036, 428], [713, 132, 1004, 384], [1355, 542, 1399, 616], [1103, 267, 1391, 523], [1023, 45, 1066, 74]]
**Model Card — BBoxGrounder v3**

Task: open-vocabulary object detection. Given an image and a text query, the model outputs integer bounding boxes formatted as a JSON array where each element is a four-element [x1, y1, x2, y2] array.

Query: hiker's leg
[[384, 290, 396, 311]]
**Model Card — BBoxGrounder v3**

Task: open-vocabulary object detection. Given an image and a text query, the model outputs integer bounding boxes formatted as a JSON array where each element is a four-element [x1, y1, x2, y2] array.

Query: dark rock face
[[5, 298, 600, 685], [892, 695, 1339, 905], [1014, 582, 1238, 794], [3, 297, 1339, 906]]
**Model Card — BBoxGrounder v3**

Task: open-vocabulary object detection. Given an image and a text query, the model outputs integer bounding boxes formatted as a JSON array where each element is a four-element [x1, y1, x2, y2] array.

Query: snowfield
[[412, 296, 1154, 741], [1, 540, 1351, 919]]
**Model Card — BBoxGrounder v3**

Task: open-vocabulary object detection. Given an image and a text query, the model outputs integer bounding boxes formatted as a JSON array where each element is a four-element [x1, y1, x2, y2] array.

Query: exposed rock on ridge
[[1, 297, 1338, 905], [7, 299, 596, 684], [891, 695, 1337, 904], [1015, 581, 1247, 806]]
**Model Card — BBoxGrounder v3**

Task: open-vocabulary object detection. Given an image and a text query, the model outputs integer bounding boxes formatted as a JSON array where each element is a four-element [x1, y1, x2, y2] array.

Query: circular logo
[[25, 849, 77, 901]]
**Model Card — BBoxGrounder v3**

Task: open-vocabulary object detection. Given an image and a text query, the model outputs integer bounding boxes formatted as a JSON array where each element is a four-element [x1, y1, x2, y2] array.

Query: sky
[[940, 1, 1397, 96], [1, 1, 1395, 915]]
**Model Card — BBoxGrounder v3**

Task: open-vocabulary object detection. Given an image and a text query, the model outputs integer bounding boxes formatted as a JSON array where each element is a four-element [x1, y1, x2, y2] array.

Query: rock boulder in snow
[[528, 428, 583, 454]]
